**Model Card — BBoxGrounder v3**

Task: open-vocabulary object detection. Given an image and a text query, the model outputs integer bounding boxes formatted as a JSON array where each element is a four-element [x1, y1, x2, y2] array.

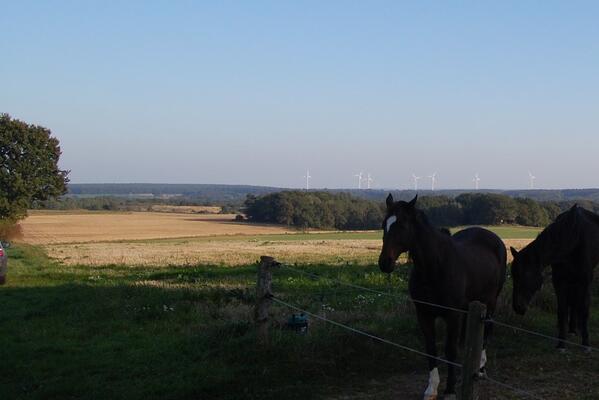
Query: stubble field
[[18, 211, 538, 266]]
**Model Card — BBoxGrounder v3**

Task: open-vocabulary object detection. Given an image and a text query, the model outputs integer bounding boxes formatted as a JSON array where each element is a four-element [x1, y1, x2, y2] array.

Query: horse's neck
[[410, 221, 449, 278], [533, 224, 577, 265]]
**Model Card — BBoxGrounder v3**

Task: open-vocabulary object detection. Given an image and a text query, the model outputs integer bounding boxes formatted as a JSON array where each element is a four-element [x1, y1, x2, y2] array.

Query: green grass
[[113, 225, 541, 246], [1, 243, 597, 400]]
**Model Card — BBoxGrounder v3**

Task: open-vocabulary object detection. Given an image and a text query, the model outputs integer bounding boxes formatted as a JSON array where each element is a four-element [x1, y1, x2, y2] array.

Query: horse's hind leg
[[568, 285, 578, 335], [443, 314, 460, 399], [479, 316, 493, 376], [417, 312, 440, 400]]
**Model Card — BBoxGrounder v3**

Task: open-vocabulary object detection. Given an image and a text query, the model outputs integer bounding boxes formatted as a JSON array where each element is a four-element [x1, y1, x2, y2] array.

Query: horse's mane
[[581, 207, 599, 228], [528, 206, 582, 262]]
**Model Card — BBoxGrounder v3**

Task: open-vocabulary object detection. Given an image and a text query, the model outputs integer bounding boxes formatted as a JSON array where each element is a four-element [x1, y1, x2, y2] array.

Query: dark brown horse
[[378, 194, 506, 400], [511, 205, 599, 351]]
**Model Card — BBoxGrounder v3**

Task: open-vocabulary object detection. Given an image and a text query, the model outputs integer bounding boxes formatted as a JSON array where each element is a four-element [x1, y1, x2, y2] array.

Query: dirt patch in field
[[149, 205, 222, 214]]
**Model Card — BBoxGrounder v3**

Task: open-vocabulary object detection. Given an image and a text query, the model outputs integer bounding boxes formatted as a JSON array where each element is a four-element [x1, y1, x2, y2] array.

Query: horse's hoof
[[422, 396, 437, 400], [477, 367, 488, 378], [443, 394, 457, 400]]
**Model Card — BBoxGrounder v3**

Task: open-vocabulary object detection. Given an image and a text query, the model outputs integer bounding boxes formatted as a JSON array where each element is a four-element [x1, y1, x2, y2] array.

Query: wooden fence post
[[255, 256, 280, 345], [460, 301, 486, 400]]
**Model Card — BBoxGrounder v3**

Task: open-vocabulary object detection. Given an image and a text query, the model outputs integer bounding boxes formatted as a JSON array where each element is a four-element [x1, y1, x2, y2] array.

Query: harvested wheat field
[[19, 211, 536, 267], [20, 211, 292, 245], [47, 237, 533, 267]]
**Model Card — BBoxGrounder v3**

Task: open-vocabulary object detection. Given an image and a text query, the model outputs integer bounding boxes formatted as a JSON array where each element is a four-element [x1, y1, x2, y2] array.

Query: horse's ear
[[510, 246, 519, 258], [386, 193, 394, 210], [408, 194, 418, 208]]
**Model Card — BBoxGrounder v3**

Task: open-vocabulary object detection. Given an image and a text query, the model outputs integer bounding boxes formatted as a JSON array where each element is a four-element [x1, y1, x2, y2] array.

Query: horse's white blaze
[[385, 215, 397, 232], [423, 367, 440, 399], [480, 349, 487, 370]]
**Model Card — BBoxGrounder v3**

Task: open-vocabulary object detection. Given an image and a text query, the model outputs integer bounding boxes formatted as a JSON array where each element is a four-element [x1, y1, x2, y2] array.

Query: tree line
[[244, 191, 599, 230], [32, 196, 242, 214]]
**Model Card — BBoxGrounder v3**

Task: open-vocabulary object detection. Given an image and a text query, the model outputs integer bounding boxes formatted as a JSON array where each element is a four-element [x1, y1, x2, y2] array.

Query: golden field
[[18, 210, 534, 267], [20, 210, 291, 244]]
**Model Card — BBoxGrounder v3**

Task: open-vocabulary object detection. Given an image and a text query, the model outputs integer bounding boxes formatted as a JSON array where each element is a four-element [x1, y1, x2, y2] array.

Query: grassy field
[[1, 244, 598, 400]]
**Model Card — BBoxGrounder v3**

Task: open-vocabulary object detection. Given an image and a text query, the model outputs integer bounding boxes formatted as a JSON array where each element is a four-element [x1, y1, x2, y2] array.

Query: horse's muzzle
[[378, 255, 395, 274]]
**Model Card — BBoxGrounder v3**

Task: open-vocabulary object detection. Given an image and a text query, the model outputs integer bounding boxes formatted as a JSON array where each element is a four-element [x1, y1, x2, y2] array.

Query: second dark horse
[[511, 204, 599, 351], [378, 194, 506, 400]]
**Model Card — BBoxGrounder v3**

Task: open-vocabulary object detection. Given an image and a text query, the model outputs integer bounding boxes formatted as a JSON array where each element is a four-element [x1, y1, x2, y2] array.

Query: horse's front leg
[[566, 283, 578, 335], [553, 276, 569, 351], [443, 313, 460, 400], [417, 311, 439, 400], [577, 283, 592, 352]]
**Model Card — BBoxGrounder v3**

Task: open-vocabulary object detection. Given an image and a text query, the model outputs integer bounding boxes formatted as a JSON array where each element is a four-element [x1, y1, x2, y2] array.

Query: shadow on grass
[[0, 280, 426, 400]]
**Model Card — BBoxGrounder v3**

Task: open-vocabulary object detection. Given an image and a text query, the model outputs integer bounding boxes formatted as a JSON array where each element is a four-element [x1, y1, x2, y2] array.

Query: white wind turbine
[[303, 169, 312, 190], [354, 171, 363, 189], [412, 174, 421, 191], [428, 172, 437, 191], [528, 171, 536, 189], [473, 173, 481, 190], [366, 173, 373, 189]]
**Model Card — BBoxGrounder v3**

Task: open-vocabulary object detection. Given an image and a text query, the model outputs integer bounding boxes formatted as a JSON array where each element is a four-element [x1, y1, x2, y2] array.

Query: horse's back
[[453, 227, 507, 267], [452, 227, 507, 305]]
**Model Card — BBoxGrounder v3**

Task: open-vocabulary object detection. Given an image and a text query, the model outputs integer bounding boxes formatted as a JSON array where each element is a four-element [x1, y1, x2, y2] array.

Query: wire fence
[[280, 263, 599, 354], [280, 263, 468, 314], [272, 262, 598, 399], [271, 296, 462, 368], [272, 293, 544, 399]]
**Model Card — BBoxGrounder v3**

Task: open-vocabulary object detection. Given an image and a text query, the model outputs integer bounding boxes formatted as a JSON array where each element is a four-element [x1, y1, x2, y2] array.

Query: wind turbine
[[412, 174, 421, 191], [473, 173, 481, 190], [354, 172, 363, 189], [528, 171, 536, 189], [303, 169, 312, 191], [366, 173, 373, 189], [428, 172, 437, 191]]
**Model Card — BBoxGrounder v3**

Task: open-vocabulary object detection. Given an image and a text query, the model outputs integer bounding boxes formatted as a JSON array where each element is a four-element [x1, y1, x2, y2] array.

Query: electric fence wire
[[486, 318, 599, 354], [281, 264, 599, 356], [279, 263, 468, 314], [271, 296, 462, 368]]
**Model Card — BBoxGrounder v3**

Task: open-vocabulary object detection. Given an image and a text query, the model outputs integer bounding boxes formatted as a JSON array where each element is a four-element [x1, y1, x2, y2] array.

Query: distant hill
[[67, 184, 281, 203], [67, 184, 599, 204]]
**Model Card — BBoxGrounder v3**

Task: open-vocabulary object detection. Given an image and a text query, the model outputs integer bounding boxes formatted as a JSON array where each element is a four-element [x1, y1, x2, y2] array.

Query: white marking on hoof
[[385, 215, 397, 232], [479, 349, 487, 370], [423, 368, 440, 400]]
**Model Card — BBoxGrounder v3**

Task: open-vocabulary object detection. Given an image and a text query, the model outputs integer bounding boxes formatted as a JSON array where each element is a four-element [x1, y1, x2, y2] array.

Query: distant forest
[[67, 183, 599, 203], [35, 184, 599, 229], [244, 191, 599, 230]]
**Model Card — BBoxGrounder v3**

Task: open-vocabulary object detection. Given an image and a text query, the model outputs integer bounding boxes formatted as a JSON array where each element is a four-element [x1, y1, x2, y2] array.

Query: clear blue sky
[[2, 1, 598, 189]]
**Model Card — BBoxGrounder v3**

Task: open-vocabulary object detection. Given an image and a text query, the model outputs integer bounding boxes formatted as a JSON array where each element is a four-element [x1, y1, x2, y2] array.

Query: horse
[[510, 204, 599, 351], [378, 194, 507, 400]]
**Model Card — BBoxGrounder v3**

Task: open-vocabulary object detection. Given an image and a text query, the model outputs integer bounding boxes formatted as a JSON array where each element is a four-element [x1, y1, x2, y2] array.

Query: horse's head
[[510, 246, 543, 315], [378, 194, 418, 274]]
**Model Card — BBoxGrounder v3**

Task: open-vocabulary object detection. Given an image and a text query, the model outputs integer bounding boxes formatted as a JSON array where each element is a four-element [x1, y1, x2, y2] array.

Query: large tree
[[0, 114, 69, 223]]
